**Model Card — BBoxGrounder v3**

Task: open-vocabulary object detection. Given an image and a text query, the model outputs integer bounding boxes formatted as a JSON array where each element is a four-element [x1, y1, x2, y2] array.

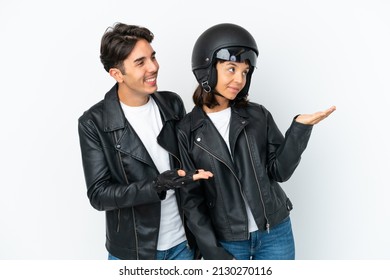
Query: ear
[[109, 68, 123, 83]]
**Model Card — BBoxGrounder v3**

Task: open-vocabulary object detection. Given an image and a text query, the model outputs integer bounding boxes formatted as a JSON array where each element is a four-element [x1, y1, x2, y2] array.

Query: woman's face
[[214, 60, 250, 103]]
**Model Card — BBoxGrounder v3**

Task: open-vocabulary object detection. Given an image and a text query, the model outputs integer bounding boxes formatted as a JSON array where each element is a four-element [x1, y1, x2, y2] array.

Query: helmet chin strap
[[203, 74, 244, 102], [213, 91, 225, 98], [203, 81, 238, 101], [201, 81, 212, 93], [212, 90, 235, 104]]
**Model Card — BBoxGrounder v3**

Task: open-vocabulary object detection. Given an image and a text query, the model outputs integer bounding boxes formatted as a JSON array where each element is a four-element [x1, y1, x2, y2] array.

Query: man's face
[[119, 39, 159, 98]]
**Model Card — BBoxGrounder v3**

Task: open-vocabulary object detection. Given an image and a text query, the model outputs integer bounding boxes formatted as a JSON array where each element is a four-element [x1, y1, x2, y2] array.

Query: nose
[[147, 58, 159, 72], [234, 72, 246, 85]]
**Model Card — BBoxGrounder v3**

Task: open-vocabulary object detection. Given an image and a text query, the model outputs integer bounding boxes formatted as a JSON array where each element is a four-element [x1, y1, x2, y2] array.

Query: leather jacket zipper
[[167, 152, 185, 223], [114, 131, 140, 259], [168, 152, 182, 169], [194, 142, 250, 239], [244, 130, 270, 233]]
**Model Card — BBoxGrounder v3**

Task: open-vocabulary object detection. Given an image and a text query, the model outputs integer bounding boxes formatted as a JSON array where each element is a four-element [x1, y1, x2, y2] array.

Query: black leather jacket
[[78, 84, 188, 259], [177, 103, 313, 259]]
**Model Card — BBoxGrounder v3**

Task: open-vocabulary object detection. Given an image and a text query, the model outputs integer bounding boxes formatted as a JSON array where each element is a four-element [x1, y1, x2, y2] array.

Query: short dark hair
[[100, 22, 154, 73]]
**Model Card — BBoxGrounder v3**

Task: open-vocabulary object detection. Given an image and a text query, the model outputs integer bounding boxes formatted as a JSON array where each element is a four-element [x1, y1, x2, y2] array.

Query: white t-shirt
[[121, 97, 186, 250], [207, 107, 258, 233]]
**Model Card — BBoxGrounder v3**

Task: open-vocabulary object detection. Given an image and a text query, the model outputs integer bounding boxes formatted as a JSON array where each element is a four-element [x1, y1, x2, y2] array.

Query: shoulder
[[154, 90, 183, 103], [79, 84, 117, 122], [246, 101, 267, 111], [178, 111, 193, 128], [153, 90, 186, 118], [177, 106, 203, 131], [244, 102, 273, 117], [78, 99, 104, 124], [154, 90, 184, 107]]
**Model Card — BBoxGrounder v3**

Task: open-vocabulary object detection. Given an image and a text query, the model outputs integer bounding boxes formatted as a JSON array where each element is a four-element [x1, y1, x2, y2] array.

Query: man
[[78, 23, 212, 260]]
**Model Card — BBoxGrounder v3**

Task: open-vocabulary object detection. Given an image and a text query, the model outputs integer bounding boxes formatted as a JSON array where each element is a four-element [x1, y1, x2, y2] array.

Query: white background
[[0, 0, 389, 260]]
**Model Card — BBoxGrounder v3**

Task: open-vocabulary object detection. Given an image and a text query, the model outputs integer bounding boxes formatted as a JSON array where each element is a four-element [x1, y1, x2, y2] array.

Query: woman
[[177, 23, 335, 260]]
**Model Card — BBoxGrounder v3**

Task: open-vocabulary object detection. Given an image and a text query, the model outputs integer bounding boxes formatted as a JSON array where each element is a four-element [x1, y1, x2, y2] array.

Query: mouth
[[145, 76, 157, 85], [228, 86, 241, 94]]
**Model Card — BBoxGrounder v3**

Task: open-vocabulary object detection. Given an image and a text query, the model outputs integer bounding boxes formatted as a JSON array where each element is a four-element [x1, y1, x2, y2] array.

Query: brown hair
[[100, 22, 154, 73], [192, 84, 249, 109]]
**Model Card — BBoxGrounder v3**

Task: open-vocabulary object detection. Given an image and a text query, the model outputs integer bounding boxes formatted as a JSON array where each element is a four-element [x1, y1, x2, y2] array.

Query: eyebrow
[[225, 61, 250, 70], [133, 51, 156, 64]]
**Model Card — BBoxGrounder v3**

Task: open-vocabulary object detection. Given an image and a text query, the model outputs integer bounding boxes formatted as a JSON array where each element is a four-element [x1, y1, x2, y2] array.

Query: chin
[[148, 86, 158, 93]]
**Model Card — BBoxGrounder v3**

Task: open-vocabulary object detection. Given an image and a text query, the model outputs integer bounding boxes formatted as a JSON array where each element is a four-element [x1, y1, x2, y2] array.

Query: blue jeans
[[219, 217, 295, 260], [108, 240, 194, 260]]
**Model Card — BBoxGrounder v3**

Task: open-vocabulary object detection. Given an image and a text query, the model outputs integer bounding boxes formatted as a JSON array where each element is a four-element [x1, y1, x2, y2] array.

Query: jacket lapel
[[102, 84, 156, 169], [190, 107, 235, 170], [229, 107, 250, 158], [115, 124, 157, 169], [152, 93, 181, 158]]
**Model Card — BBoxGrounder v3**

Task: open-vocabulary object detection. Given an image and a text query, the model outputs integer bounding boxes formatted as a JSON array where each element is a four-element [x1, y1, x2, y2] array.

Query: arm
[[266, 106, 336, 182], [78, 119, 164, 211], [78, 116, 212, 211]]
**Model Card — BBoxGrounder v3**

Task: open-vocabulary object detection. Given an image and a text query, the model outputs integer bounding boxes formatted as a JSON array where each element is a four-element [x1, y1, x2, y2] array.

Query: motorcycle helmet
[[191, 23, 259, 98]]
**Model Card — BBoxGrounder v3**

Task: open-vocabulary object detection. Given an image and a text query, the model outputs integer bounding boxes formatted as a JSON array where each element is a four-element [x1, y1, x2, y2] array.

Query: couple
[[78, 22, 335, 260]]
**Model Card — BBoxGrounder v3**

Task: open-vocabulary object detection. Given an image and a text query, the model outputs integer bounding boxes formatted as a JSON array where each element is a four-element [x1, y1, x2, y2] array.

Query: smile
[[145, 77, 156, 83]]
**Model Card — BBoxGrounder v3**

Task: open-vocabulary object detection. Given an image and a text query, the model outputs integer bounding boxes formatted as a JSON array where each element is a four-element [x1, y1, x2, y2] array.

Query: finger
[[325, 106, 336, 116], [320, 106, 336, 119], [193, 171, 214, 180], [193, 174, 206, 180], [204, 171, 214, 177], [311, 107, 335, 124], [177, 169, 186, 177], [319, 106, 336, 117]]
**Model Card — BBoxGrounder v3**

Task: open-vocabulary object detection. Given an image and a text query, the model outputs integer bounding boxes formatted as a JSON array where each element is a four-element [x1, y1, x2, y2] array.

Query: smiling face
[[110, 39, 159, 106], [212, 60, 250, 109]]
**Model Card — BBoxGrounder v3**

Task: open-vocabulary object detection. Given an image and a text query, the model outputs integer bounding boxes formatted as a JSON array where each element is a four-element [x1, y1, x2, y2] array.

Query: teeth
[[145, 77, 156, 82]]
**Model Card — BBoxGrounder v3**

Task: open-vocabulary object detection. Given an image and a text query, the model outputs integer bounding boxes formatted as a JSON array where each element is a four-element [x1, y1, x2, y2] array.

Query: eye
[[228, 67, 235, 73], [135, 59, 145, 66]]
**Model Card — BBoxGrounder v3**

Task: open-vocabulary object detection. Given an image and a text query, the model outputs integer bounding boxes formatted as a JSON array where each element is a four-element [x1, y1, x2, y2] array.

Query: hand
[[295, 105, 336, 125], [187, 169, 213, 181], [153, 169, 213, 193]]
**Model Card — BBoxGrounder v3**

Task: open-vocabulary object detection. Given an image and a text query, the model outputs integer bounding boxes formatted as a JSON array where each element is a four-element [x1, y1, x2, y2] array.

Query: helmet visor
[[215, 48, 257, 67]]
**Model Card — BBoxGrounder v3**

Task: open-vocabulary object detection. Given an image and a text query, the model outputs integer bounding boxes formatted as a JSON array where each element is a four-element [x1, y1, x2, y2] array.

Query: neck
[[118, 88, 150, 106], [203, 94, 231, 113], [203, 103, 230, 113]]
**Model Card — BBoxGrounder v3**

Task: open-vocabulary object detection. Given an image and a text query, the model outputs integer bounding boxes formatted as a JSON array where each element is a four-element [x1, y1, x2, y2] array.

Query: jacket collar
[[189, 105, 250, 168], [103, 84, 178, 132]]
